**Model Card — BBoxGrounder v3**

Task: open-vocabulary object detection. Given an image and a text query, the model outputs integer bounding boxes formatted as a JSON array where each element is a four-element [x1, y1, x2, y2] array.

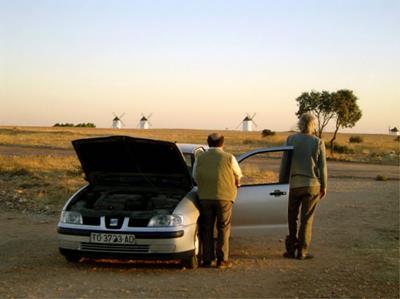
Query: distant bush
[[75, 123, 96, 128], [329, 143, 355, 154], [53, 122, 96, 128], [376, 175, 388, 181], [261, 129, 276, 137], [349, 136, 363, 143], [53, 123, 74, 127]]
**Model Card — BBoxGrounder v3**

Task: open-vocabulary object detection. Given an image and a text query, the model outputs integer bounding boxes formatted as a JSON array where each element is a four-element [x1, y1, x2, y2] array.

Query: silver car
[[58, 136, 293, 268]]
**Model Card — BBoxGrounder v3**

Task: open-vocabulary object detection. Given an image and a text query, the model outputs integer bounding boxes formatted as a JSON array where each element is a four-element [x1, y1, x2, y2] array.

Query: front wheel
[[182, 224, 201, 269]]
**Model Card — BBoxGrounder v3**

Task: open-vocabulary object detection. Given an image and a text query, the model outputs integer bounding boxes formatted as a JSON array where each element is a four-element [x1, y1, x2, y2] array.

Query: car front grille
[[80, 243, 150, 253], [128, 218, 149, 227], [82, 216, 101, 226], [81, 217, 150, 227]]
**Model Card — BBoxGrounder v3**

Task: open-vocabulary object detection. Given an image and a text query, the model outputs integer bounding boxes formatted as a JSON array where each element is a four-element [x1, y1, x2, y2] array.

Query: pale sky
[[1, 0, 399, 133]]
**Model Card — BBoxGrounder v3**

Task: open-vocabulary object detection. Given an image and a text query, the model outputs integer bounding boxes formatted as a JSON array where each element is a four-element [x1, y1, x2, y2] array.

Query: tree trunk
[[330, 125, 340, 155], [317, 128, 323, 138], [316, 112, 323, 138]]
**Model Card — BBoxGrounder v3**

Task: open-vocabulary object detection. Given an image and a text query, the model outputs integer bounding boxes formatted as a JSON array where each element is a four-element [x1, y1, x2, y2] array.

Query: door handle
[[269, 190, 287, 197]]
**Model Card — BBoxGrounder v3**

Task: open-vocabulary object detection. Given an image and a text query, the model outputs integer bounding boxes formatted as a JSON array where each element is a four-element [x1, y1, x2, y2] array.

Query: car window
[[239, 151, 286, 186]]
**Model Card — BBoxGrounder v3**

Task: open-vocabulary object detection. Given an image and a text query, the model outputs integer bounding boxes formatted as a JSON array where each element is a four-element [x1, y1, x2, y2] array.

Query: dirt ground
[[0, 163, 399, 298]]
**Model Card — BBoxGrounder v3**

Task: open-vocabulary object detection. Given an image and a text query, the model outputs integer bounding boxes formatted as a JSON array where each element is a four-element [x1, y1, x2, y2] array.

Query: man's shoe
[[297, 253, 314, 260], [285, 235, 298, 257], [202, 261, 212, 268], [283, 252, 296, 259], [217, 260, 233, 269]]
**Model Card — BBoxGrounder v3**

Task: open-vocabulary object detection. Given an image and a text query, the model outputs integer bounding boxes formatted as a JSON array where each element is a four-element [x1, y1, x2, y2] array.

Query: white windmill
[[237, 113, 258, 131], [112, 113, 126, 129], [138, 113, 152, 129]]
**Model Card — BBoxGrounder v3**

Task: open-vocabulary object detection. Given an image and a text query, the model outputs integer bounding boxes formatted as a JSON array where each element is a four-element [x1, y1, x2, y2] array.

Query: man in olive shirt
[[193, 133, 242, 269], [280, 113, 328, 260]]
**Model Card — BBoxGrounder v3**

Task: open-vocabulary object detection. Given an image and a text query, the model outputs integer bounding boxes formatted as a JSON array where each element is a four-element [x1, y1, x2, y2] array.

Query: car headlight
[[148, 214, 183, 227], [61, 211, 83, 225]]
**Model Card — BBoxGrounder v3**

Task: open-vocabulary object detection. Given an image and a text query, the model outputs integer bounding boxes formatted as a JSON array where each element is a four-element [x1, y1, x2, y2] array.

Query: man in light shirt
[[193, 133, 242, 269]]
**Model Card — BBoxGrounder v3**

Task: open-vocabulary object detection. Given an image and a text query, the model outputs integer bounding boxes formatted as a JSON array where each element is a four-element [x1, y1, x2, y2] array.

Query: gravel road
[[0, 165, 398, 298]]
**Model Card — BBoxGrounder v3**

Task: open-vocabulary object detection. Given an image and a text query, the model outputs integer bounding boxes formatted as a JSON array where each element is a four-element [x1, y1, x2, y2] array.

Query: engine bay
[[67, 186, 186, 221]]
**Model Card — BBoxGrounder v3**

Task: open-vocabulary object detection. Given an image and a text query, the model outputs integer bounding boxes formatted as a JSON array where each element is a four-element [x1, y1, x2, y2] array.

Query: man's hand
[[235, 178, 241, 188], [320, 187, 327, 199]]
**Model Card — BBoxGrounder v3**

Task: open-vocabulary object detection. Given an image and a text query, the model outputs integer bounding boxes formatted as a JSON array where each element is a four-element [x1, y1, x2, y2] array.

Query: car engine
[[66, 186, 186, 226]]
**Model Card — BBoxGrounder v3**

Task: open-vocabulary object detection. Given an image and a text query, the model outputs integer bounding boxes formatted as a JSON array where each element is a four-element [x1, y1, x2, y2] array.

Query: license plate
[[90, 233, 135, 244]]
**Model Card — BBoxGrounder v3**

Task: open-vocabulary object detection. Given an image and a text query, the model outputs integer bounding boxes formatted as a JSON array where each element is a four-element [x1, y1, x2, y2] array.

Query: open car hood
[[72, 136, 193, 189]]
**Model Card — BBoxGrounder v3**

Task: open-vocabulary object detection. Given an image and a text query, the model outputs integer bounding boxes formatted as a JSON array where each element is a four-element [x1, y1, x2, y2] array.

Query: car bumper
[[57, 224, 196, 260], [58, 248, 195, 260]]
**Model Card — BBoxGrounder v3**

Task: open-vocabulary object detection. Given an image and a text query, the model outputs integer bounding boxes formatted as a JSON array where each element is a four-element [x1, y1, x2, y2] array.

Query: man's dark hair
[[207, 133, 224, 147]]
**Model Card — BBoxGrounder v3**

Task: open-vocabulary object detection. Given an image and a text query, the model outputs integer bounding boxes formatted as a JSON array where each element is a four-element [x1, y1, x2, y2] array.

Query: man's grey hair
[[298, 112, 317, 134]]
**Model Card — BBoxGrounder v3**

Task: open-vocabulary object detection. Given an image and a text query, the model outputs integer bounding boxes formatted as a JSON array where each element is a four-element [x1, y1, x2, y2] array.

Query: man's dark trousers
[[287, 186, 320, 256], [200, 200, 233, 263]]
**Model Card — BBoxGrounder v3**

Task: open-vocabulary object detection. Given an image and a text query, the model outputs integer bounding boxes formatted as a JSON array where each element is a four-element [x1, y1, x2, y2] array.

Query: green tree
[[329, 89, 362, 154], [295, 90, 335, 137]]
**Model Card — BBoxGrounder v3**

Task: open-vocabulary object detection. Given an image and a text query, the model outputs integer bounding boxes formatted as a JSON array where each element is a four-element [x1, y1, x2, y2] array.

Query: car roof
[[177, 143, 208, 154]]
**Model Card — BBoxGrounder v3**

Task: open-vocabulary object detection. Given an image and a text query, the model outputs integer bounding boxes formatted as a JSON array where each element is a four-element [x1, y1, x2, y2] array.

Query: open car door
[[232, 146, 293, 234]]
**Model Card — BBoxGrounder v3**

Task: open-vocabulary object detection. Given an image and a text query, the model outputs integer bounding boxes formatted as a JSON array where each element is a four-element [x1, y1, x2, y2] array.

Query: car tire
[[64, 254, 81, 263], [182, 224, 201, 269]]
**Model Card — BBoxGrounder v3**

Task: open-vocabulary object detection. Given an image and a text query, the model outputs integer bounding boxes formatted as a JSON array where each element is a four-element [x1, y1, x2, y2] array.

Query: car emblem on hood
[[110, 218, 119, 227]]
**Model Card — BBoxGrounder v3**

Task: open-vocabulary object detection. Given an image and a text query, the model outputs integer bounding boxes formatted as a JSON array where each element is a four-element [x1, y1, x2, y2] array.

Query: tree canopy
[[329, 89, 362, 152], [295, 90, 335, 138], [295, 89, 362, 153]]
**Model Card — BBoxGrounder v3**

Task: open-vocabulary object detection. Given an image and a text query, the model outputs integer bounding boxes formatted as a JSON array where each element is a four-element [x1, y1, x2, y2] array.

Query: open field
[[0, 126, 398, 214], [0, 126, 399, 161]]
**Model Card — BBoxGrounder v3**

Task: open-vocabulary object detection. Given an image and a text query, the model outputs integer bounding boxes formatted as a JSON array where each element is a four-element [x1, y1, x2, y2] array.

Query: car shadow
[[73, 258, 185, 270]]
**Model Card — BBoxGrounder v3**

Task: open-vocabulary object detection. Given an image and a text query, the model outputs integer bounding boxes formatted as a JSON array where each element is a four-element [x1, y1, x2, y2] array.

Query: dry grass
[[0, 126, 398, 213], [320, 132, 399, 164], [1, 126, 397, 161], [0, 155, 80, 173], [240, 166, 278, 185], [0, 154, 85, 213], [0, 126, 287, 154]]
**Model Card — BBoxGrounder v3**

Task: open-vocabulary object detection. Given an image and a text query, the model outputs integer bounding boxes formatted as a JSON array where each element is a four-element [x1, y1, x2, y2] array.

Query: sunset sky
[[1, 0, 399, 133]]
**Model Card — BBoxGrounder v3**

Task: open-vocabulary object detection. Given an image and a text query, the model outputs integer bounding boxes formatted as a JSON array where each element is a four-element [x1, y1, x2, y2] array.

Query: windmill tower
[[238, 113, 257, 131], [138, 113, 152, 129], [112, 113, 125, 129]]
